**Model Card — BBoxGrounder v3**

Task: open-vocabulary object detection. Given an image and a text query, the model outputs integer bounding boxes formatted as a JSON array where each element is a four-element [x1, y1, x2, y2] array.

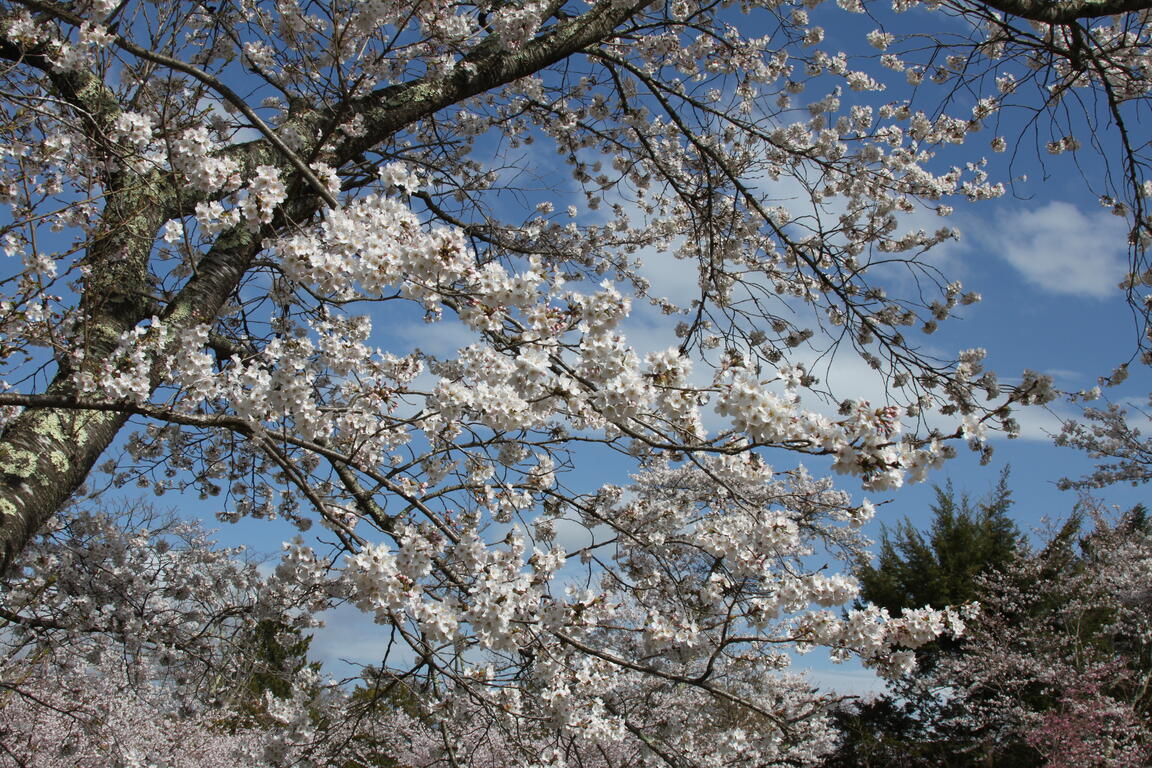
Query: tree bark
[[971, 0, 1152, 23]]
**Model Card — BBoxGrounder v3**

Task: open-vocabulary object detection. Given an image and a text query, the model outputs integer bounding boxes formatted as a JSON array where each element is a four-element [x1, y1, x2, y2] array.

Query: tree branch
[[973, 0, 1152, 24]]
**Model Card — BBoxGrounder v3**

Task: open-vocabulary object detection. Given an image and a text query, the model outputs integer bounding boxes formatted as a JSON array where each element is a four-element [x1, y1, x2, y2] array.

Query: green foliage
[[213, 618, 321, 731], [822, 698, 932, 768], [341, 671, 426, 768], [242, 618, 317, 701], [855, 467, 1023, 614]]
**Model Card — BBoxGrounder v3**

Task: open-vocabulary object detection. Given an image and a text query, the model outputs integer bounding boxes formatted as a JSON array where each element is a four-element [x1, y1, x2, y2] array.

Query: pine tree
[[856, 467, 1022, 615], [826, 469, 1027, 767]]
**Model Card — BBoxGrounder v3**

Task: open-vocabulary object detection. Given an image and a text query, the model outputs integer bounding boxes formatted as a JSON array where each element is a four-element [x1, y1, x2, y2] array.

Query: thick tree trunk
[[0, 222, 264, 575]]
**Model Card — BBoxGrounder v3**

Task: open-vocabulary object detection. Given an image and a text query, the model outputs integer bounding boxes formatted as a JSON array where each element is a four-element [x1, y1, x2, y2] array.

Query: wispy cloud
[[983, 201, 1128, 299], [311, 603, 417, 673], [801, 662, 884, 696]]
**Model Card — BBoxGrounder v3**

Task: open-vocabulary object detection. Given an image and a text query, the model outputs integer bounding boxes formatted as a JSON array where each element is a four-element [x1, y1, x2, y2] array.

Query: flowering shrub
[[1026, 667, 1151, 768]]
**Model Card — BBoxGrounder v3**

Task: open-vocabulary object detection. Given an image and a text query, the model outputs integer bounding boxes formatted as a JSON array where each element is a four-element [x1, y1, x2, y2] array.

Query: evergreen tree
[[826, 469, 1028, 767], [855, 467, 1023, 615]]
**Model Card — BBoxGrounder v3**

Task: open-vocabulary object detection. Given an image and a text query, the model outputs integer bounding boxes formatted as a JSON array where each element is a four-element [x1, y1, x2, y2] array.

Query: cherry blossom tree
[[0, 500, 332, 767], [918, 504, 1152, 766], [0, 653, 328, 767], [1057, 393, 1152, 489], [826, 502, 1152, 768], [0, 0, 1148, 763]]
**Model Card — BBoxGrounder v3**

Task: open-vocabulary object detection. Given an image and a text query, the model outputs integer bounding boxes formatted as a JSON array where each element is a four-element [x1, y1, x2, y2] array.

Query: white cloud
[[1003, 402, 1067, 442], [311, 603, 418, 672], [801, 662, 884, 696], [988, 201, 1128, 298]]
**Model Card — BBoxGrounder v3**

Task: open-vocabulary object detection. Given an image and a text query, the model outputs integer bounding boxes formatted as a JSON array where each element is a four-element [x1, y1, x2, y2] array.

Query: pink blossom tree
[[1026, 665, 1151, 768], [907, 503, 1152, 766], [0, 502, 330, 766]]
